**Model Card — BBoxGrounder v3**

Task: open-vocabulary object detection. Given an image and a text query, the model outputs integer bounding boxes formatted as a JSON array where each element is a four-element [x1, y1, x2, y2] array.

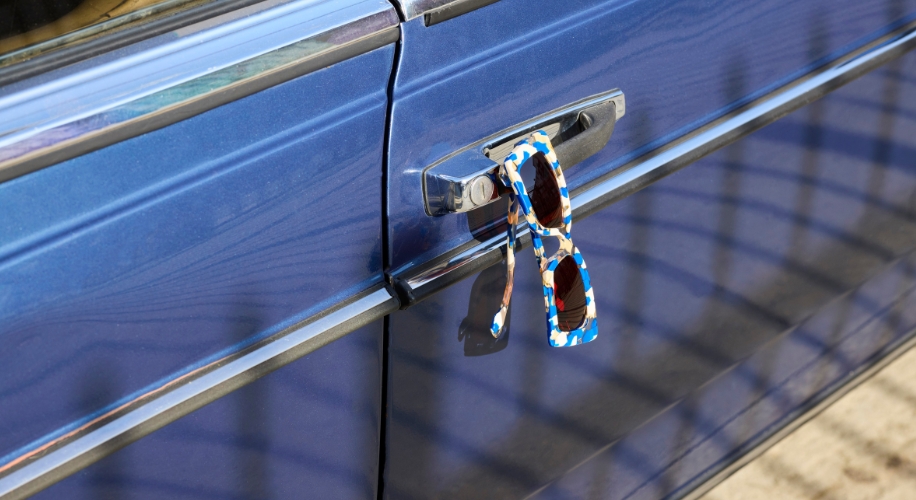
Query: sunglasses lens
[[554, 256, 587, 331], [529, 153, 564, 228]]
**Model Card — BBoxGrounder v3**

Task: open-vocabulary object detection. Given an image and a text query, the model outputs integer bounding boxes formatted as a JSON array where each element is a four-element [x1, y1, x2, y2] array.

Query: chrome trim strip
[[681, 329, 916, 500], [0, 0, 399, 184], [392, 21, 916, 307], [391, 0, 499, 22], [424, 0, 501, 26], [407, 227, 525, 291], [0, 286, 399, 499]]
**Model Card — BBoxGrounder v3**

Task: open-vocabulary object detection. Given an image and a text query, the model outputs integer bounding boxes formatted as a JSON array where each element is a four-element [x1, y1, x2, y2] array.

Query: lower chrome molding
[[679, 330, 916, 500], [0, 286, 399, 500], [392, 20, 916, 308]]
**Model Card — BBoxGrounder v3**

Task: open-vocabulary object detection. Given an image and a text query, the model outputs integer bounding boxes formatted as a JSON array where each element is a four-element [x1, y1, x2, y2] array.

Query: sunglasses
[[490, 130, 598, 347]]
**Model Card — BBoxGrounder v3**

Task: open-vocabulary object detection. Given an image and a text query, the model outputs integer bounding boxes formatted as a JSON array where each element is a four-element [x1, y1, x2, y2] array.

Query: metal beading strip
[[390, 0, 499, 22], [680, 329, 916, 500], [423, 0, 501, 26], [0, 286, 399, 500]]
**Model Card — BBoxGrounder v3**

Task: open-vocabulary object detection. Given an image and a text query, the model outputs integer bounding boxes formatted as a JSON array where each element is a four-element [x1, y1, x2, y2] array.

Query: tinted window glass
[[0, 0, 209, 67]]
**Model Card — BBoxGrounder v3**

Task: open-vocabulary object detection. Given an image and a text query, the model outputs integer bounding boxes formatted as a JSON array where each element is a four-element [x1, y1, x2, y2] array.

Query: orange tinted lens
[[529, 153, 563, 228], [553, 256, 586, 331]]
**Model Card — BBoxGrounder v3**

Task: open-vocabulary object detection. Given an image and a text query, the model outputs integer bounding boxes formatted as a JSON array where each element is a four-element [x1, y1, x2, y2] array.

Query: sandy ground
[[702, 346, 916, 500]]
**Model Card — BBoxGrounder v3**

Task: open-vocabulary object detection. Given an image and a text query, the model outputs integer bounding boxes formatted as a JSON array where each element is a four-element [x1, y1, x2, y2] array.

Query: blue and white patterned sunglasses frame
[[490, 130, 598, 347]]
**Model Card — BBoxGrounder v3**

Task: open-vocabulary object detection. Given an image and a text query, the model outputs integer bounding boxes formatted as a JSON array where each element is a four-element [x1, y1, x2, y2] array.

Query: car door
[[382, 0, 916, 498], [0, 1, 399, 498]]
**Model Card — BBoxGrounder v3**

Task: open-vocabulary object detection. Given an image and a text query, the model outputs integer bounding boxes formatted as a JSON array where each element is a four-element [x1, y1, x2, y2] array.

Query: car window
[[0, 0, 214, 67]]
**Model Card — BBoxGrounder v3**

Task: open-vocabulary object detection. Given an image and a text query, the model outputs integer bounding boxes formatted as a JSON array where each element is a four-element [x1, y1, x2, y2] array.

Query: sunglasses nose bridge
[[533, 241, 563, 271]]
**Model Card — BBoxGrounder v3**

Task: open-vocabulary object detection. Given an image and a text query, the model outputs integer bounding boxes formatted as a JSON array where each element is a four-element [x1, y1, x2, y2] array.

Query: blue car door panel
[[382, 0, 916, 498], [384, 49, 916, 499], [33, 323, 385, 499], [385, 0, 916, 272], [0, 0, 398, 497], [2, 0, 916, 498]]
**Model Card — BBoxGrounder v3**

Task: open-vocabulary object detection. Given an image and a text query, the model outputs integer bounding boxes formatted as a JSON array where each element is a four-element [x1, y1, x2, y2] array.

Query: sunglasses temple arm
[[490, 197, 518, 339]]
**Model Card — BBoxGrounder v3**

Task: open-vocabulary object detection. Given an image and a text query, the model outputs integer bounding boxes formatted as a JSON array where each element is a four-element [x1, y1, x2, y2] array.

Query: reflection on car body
[[0, 0, 915, 498]]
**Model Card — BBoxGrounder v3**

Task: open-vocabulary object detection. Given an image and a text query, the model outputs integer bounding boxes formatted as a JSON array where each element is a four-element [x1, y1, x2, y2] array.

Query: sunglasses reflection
[[457, 264, 511, 356], [466, 195, 509, 242]]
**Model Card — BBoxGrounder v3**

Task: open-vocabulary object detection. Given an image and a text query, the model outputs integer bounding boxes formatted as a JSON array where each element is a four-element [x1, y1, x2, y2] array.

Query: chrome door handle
[[423, 89, 625, 216]]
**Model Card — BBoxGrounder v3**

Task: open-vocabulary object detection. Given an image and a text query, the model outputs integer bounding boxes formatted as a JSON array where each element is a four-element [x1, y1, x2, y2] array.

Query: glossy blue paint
[[386, 0, 916, 270], [384, 51, 916, 498], [32, 321, 384, 500], [0, 45, 393, 468]]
